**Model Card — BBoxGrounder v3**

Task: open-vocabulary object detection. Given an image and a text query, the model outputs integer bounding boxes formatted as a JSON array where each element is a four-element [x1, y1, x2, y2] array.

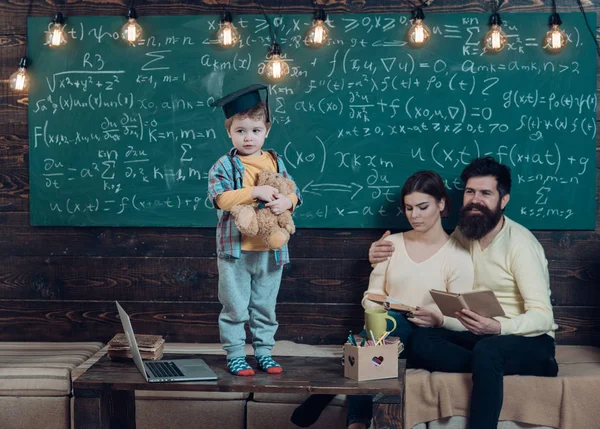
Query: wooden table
[[73, 354, 405, 429]]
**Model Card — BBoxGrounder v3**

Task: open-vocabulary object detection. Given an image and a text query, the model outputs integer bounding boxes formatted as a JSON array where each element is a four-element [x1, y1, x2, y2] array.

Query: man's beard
[[458, 200, 503, 240]]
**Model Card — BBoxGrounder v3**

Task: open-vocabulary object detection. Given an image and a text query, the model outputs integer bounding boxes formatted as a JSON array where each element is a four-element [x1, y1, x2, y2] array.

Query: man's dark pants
[[406, 328, 558, 429]]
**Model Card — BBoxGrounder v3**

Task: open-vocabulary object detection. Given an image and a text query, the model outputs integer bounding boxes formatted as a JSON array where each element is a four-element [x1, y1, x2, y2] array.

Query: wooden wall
[[1, 0, 599, 346]]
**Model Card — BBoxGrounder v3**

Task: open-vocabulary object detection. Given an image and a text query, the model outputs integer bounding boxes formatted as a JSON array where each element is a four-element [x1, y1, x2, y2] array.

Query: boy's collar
[[228, 148, 279, 158]]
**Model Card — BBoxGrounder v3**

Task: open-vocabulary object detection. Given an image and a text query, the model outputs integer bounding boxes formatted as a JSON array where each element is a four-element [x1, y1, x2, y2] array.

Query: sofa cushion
[[136, 398, 246, 429], [406, 345, 600, 429], [0, 397, 69, 429], [0, 342, 103, 396], [247, 400, 347, 429], [252, 392, 347, 407]]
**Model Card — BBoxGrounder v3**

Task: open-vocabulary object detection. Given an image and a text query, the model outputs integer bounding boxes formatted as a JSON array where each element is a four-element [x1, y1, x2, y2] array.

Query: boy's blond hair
[[224, 101, 271, 132]]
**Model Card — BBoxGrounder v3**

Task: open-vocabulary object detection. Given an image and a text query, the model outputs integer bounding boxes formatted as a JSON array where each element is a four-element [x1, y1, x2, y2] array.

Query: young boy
[[207, 84, 302, 376]]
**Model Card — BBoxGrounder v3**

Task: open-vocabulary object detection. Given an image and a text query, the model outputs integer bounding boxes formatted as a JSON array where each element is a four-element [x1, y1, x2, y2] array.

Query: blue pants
[[217, 251, 283, 360], [407, 328, 558, 429], [347, 311, 417, 428]]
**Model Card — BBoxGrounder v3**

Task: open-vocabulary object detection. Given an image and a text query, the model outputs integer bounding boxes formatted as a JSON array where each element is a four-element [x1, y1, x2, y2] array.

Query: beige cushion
[[136, 398, 246, 429], [0, 342, 103, 396], [0, 397, 69, 429], [253, 392, 347, 407], [406, 345, 600, 429], [247, 400, 347, 429]]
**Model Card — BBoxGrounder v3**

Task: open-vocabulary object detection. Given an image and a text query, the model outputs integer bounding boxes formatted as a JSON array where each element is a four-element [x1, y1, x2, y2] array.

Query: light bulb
[[9, 57, 29, 91], [484, 24, 507, 52], [217, 12, 240, 47], [407, 7, 430, 46], [46, 13, 67, 47], [264, 43, 289, 81], [121, 9, 142, 46], [544, 14, 567, 53], [408, 19, 431, 45], [306, 9, 329, 47]]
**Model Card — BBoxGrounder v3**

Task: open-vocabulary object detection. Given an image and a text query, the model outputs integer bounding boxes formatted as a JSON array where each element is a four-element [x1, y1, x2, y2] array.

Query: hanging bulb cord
[[489, 0, 505, 26], [217, 0, 231, 20], [309, 0, 326, 21], [576, 0, 600, 57], [406, 0, 431, 20], [549, 0, 562, 26], [22, 0, 34, 61], [256, 0, 283, 47]]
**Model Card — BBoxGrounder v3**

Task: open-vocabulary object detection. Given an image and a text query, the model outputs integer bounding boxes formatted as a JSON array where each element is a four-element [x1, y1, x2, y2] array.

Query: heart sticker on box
[[348, 356, 356, 366], [372, 356, 384, 366]]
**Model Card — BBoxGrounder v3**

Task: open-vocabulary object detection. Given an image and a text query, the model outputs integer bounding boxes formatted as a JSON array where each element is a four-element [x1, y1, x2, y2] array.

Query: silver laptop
[[116, 301, 218, 383]]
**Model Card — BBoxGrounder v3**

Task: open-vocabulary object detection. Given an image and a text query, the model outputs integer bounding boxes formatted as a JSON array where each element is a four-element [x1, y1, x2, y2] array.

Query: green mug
[[364, 308, 397, 342]]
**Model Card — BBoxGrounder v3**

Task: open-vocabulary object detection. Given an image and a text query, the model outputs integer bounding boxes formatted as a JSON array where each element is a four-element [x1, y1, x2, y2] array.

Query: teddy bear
[[230, 170, 297, 250]]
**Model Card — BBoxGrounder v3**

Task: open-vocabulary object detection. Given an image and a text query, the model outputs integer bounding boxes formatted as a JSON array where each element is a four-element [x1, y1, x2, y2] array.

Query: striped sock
[[227, 357, 255, 376], [256, 355, 283, 374]]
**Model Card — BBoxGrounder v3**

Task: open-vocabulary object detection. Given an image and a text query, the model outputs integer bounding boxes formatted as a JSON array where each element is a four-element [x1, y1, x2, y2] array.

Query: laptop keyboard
[[146, 361, 184, 378]]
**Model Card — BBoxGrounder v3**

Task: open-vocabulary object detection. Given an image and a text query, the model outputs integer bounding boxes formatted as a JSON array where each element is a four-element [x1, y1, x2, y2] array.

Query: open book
[[430, 289, 505, 318], [365, 293, 417, 313]]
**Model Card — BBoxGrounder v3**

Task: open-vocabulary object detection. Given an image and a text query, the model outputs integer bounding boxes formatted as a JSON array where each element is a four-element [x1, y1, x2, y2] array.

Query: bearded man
[[368, 156, 558, 429]]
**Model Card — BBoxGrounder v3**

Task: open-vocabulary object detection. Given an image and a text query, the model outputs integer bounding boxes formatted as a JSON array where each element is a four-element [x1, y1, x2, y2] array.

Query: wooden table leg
[[73, 389, 111, 429], [110, 390, 136, 429], [372, 394, 404, 429], [73, 389, 135, 429]]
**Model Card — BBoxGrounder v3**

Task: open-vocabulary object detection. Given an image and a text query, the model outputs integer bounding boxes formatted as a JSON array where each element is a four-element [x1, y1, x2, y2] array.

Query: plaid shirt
[[207, 148, 303, 265]]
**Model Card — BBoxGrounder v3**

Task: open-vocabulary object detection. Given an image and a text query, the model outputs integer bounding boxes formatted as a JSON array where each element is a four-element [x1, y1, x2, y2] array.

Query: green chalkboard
[[28, 13, 596, 229]]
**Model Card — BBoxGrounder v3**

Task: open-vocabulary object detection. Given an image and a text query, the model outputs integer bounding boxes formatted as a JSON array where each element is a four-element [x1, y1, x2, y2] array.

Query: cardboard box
[[343, 342, 399, 381]]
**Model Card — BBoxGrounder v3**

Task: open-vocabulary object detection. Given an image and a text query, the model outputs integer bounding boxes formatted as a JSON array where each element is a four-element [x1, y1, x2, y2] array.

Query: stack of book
[[107, 333, 165, 361]]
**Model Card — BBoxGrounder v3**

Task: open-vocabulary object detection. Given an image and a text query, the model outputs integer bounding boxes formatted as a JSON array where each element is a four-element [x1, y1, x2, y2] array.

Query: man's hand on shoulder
[[456, 309, 501, 335], [369, 230, 395, 264]]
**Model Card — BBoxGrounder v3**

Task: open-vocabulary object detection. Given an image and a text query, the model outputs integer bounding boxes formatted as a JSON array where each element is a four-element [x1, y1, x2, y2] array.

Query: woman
[[291, 170, 474, 429]]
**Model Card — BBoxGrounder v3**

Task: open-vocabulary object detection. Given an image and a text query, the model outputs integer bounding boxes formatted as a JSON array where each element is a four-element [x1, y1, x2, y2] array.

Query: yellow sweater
[[215, 151, 298, 251], [452, 216, 556, 337], [363, 233, 474, 331]]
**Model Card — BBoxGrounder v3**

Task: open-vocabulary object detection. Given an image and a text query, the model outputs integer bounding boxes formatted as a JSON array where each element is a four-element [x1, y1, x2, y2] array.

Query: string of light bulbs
[[216, 1, 241, 47], [121, 0, 143, 46], [306, 1, 329, 47], [256, 0, 290, 81], [8, 2, 600, 91], [46, 11, 68, 47], [8, 0, 33, 91], [484, 0, 507, 53], [406, 0, 432, 47], [543, 0, 567, 53]]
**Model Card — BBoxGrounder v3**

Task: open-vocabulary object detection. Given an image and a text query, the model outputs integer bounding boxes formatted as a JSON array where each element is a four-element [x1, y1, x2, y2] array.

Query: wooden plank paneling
[[1, 222, 600, 261], [0, 256, 597, 307], [0, 300, 596, 345]]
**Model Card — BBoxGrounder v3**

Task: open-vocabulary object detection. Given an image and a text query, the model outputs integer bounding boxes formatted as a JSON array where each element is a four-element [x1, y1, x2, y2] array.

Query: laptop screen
[[116, 301, 149, 381]]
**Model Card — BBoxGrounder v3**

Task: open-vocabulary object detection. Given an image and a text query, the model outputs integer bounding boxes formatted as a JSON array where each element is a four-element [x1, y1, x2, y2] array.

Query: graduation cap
[[210, 84, 270, 122]]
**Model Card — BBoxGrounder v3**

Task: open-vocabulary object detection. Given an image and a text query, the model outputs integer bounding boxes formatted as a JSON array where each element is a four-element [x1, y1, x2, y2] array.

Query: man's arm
[[498, 240, 554, 336]]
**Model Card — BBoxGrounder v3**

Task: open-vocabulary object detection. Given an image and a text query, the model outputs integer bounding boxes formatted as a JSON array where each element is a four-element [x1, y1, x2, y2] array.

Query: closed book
[[429, 289, 505, 318], [365, 293, 417, 313], [108, 333, 164, 351], [108, 345, 164, 361]]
